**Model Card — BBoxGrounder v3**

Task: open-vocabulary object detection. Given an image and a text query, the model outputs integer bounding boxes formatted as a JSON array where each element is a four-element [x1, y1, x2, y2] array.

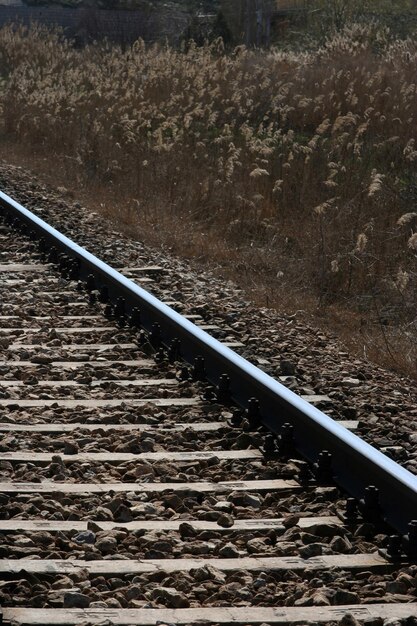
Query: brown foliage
[[0, 22, 416, 374]]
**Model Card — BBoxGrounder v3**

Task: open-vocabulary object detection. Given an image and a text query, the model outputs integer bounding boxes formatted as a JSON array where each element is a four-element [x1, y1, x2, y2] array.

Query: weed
[[0, 22, 416, 375]]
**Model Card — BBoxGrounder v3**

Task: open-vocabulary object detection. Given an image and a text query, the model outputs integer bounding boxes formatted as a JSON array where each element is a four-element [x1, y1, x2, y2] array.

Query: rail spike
[[406, 520, 417, 561], [216, 374, 231, 403], [246, 397, 261, 429], [129, 307, 141, 328], [114, 297, 126, 327], [99, 285, 109, 303], [86, 274, 96, 292], [48, 246, 59, 264], [150, 323, 161, 348], [360, 485, 382, 523], [277, 422, 294, 457], [314, 450, 333, 485], [193, 355, 206, 381], [168, 338, 181, 363]]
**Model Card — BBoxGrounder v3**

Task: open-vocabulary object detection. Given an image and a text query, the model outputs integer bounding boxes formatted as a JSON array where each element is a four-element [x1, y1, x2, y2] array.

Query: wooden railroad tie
[[3, 604, 417, 625]]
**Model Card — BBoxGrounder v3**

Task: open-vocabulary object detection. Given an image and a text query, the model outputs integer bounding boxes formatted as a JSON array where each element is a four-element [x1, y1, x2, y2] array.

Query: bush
[[0, 22, 416, 371]]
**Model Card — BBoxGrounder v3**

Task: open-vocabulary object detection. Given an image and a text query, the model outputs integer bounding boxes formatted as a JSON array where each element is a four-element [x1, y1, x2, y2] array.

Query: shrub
[[0, 22, 416, 372]]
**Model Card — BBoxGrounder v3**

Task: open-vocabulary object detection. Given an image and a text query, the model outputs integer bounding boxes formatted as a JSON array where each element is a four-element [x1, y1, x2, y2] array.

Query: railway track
[[0, 189, 417, 625]]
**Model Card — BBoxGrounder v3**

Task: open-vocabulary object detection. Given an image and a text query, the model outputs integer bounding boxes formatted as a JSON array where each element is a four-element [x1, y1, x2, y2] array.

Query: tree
[[220, 0, 275, 46], [212, 9, 232, 45], [307, 0, 417, 34]]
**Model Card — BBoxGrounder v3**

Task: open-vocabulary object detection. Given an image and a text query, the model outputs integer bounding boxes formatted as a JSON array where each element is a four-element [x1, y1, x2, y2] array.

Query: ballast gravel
[[0, 161, 415, 467], [1, 162, 417, 620]]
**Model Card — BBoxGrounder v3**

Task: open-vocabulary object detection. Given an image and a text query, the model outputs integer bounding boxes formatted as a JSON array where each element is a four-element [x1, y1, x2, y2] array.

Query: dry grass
[[0, 22, 416, 376]]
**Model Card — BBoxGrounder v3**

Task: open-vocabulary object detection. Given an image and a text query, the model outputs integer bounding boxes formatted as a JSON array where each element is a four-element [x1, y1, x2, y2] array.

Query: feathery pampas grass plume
[[354, 233, 368, 254], [0, 22, 416, 376], [408, 233, 417, 251], [397, 213, 417, 226], [395, 269, 409, 292], [250, 168, 270, 178], [368, 170, 385, 197]]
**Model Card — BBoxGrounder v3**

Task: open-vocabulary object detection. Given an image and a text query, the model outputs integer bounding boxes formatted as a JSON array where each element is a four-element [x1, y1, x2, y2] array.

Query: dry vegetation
[[0, 22, 416, 375]]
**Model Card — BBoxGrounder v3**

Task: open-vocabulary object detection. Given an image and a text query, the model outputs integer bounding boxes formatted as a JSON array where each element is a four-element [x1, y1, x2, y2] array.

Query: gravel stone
[[113, 504, 133, 523], [280, 360, 297, 375], [311, 591, 331, 606], [329, 535, 352, 553], [216, 513, 234, 528], [125, 585, 142, 601], [333, 589, 360, 604], [63, 441, 79, 455], [191, 564, 226, 583], [95, 536, 118, 554], [246, 538, 267, 554], [1, 161, 417, 615], [63, 591, 91, 608], [73, 531, 96, 545], [213, 500, 233, 511], [179, 522, 197, 539], [298, 543, 323, 558], [150, 586, 190, 608], [218, 542, 240, 558], [340, 614, 362, 626], [309, 523, 342, 538]]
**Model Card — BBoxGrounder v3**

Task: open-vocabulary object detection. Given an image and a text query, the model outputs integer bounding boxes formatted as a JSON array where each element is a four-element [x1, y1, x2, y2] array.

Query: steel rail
[[1, 189, 416, 535]]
